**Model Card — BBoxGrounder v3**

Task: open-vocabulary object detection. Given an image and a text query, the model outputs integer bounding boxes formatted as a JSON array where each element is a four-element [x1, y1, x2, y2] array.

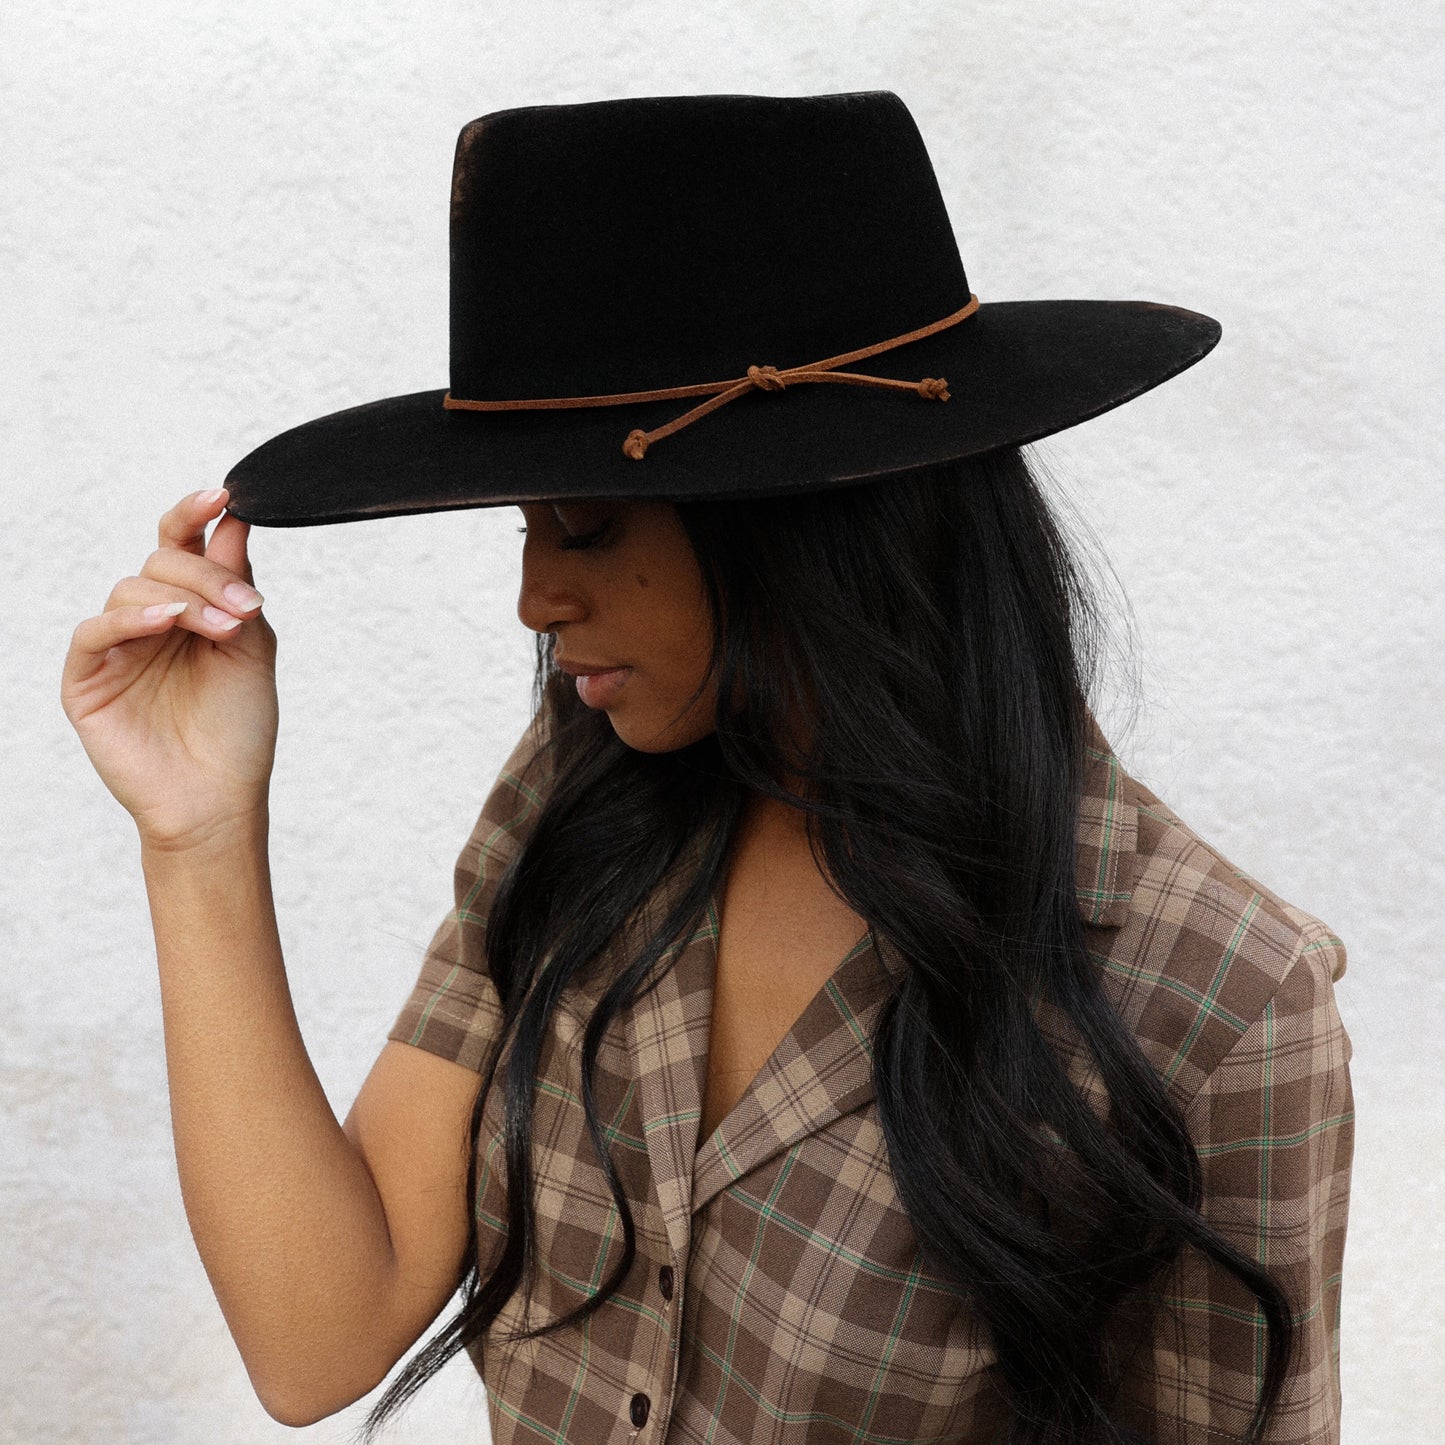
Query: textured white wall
[[4, 0, 1440, 1441]]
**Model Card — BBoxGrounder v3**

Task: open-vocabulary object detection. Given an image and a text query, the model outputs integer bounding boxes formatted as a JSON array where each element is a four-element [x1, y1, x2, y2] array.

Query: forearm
[[142, 814, 411, 1422]]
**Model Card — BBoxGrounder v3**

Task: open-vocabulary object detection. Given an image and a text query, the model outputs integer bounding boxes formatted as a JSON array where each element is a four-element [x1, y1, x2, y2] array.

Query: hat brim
[[223, 300, 1220, 526]]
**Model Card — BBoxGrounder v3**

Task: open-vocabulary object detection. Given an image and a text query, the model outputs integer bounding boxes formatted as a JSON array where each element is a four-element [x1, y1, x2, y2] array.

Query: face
[[515, 499, 719, 752]]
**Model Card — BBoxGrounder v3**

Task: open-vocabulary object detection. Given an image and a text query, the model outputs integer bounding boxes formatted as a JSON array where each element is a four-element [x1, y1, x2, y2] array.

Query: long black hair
[[363, 447, 1294, 1443]]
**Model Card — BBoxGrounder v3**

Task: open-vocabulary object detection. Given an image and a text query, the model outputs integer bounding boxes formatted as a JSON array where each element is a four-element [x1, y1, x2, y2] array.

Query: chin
[[607, 712, 716, 754]]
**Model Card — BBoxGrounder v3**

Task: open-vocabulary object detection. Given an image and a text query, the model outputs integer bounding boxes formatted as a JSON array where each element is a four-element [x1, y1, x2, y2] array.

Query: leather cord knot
[[440, 294, 980, 460]]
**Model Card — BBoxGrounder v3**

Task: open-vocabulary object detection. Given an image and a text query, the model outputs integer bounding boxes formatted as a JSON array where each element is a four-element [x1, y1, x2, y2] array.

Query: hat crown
[[448, 92, 970, 401]]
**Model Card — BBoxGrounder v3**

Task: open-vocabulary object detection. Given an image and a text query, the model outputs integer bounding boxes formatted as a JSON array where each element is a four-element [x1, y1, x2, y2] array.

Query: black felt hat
[[223, 91, 1221, 527]]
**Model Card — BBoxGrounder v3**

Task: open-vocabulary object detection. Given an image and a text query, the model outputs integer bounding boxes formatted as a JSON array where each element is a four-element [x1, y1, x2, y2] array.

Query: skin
[[520, 499, 868, 1147], [56, 488, 744, 1424], [515, 497, 719, 752], [62, 492, 477, 1422]]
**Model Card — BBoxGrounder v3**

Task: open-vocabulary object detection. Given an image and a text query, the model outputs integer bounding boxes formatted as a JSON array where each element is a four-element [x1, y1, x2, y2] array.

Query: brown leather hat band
[[443, 294, 979, 459]]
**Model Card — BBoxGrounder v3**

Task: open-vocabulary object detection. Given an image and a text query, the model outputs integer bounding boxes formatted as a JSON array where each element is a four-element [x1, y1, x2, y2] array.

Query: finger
[[63, 602, 190, 694], [204, 511, 255, 587], [158, 488, 229, 556], [135, 545, 264, 619], [108, 576, 251, 640]]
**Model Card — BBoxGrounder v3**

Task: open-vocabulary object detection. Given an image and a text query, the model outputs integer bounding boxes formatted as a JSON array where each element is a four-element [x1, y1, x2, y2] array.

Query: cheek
[[676, 599, 717, 688], [640, 595, 716, 717], [632, 572, 709, 669]]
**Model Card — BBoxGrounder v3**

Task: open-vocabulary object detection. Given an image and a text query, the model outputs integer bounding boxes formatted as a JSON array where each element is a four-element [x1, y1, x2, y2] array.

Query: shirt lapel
[[1076, 717, 1138, 928], [618, 837, 717, 1266], [623, 719, 1137, 1238], [690, 927, 904, 1215]]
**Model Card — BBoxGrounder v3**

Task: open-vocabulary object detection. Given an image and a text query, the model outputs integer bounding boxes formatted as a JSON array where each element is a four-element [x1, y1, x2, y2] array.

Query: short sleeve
[[1117, 927, 1355, 1443], [387, 719, 551, 1071]]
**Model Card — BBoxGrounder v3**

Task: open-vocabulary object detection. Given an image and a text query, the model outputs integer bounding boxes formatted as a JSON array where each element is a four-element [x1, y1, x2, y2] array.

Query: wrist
[[139, 806, 280, 969], [138, 804, 271, 864]]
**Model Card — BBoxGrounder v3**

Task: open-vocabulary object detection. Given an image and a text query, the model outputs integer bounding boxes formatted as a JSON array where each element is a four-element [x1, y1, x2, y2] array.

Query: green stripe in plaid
[[716, 1178, 940, 1288], [855, 1261, 925, 1441], [553, 1174, 627, 1445], [405, 961, 464, 1049], [680, 1327, 960, 1444], [1254, 995, 1275, 1380], [386, 718, 1352, 1443], [1193, 1110, 1354, 1156], [702, 1149, 803, 1440], [1161, 893, 1263, 1084], [1090, 950, 1252, 1034]]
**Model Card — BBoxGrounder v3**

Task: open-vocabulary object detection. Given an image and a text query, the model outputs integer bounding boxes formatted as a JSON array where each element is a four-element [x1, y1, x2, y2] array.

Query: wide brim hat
[[224, 91, 1221, 527]]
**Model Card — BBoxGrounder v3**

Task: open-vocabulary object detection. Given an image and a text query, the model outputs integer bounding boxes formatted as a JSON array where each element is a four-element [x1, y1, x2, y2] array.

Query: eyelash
[[515, 522, 611, 551]]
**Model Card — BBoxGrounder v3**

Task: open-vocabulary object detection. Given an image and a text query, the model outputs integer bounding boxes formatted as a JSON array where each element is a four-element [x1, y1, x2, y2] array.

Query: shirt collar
[[1074, 715, 1138, 929]]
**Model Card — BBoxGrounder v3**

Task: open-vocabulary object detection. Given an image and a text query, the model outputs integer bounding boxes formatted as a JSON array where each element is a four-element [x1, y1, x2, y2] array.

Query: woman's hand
[[62, 488, 279, 850]]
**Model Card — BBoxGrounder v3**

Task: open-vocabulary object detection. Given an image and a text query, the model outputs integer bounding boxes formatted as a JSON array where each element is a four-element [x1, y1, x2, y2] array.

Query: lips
[[551, 661, 632, 710], [554, 657, 625, 677]]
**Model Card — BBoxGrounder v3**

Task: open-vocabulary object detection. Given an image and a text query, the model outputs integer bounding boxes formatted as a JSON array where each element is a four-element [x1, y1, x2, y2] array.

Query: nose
[[516, 536, 588, 635]]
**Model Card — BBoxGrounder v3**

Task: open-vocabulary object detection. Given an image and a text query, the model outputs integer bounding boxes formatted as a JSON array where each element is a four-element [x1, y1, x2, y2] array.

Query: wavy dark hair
[[363, 447, 1294, 1443]]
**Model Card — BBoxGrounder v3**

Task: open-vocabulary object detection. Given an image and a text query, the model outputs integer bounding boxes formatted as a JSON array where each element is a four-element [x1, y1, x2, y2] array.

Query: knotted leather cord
[[443, 294, 980, 459]]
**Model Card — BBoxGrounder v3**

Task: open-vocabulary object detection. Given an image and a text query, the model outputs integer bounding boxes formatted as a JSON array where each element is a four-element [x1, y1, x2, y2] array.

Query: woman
[[61, 93, 1352, 1443]]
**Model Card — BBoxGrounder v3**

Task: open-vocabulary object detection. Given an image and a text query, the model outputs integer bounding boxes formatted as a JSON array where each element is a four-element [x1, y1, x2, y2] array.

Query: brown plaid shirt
[[390, 721, 1353, 1444]]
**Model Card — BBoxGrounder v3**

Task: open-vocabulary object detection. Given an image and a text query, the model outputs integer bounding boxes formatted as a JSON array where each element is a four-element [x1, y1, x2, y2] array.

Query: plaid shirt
[[390, 721, 1353, 1444]]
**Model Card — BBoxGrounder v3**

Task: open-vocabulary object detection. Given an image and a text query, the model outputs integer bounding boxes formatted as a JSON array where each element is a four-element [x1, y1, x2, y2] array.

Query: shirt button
[[658, 1265, 674, 1301], [630, 1392, 651, 1428]]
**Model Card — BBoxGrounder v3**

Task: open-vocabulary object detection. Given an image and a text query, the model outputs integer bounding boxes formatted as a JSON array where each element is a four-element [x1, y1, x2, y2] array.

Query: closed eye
[[514, 523, 604, 546], [556, 522, 611, 551], [514, 508, 615, 551]]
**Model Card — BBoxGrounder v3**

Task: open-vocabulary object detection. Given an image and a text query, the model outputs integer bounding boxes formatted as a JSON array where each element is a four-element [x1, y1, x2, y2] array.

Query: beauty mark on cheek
[[635, 573, 649, 588]]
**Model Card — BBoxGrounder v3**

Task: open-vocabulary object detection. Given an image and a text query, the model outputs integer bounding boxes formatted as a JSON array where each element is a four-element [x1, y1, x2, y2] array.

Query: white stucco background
[[3, 1, 1439, 1440]]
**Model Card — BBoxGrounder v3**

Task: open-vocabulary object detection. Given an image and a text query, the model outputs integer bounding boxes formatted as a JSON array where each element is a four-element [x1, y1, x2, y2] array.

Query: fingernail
[[197, 488, 226, 506], [223, 581, 264, 611], [202, 605, 242, 631], [144, 602, 188, 623]]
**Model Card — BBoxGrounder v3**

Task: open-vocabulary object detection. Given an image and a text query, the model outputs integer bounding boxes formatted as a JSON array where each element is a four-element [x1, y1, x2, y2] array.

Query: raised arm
[[61, 490, 479, 1423]]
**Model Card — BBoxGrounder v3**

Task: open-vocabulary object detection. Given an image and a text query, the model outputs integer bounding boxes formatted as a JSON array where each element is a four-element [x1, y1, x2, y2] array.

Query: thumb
[[206, 512, 256, 585]]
